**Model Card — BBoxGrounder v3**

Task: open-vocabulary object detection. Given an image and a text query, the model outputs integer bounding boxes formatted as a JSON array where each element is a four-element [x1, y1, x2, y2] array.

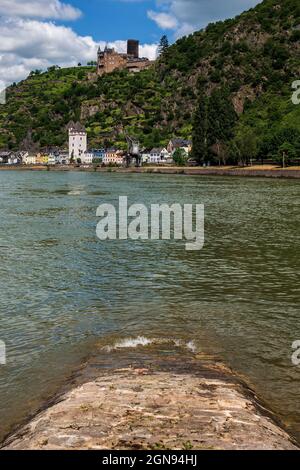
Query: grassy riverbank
[[1, 164, 300, 179], [1, 344, 298, 451]]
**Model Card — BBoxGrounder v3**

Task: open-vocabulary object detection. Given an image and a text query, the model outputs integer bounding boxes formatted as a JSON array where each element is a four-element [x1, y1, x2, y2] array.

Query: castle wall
[[97, 40, 152, 76], [126, 59, 152, 73], [98, 50, 127, 76]]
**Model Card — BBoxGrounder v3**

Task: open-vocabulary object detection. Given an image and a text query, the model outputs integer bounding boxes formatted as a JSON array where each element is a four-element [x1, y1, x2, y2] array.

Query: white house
[[68, 121, 87, 160], [57, 151, 69, 165], [149, 148, 171, 164], [8, 155, 21, 165], [81, 151, 94, 165], [0, 151, 13, 164], [141, 150, 151, 164], [24, 154, 37, 165], [47, 154, 57, 165]]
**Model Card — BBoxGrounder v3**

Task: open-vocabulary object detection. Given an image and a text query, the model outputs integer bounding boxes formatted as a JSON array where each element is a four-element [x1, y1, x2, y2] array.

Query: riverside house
[[167, 139, 192, 156], [149, 148, 171, 164], [0, 151, 25, 165], [81, 151, 95, 165], [23, 154, 37, 165], [36, 153, 49, 165], [92, 149, 106, 165], [47, 154, 57, 166], [0, 151, 14, 164], [103, 149, 124, 166]]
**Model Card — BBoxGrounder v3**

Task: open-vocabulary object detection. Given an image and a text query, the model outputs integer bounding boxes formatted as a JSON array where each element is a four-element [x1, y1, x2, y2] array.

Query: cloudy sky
[[0, 0, 262, 85]]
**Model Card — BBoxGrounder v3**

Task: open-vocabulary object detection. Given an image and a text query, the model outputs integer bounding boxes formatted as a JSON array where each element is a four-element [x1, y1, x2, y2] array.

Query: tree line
[[191, 87, 300, 167]]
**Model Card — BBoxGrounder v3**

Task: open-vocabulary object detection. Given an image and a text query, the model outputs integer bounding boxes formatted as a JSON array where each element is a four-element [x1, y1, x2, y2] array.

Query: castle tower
[[97, 39, 150, 76], [68, 122, 87, 161], [127, 40, 139, 59]]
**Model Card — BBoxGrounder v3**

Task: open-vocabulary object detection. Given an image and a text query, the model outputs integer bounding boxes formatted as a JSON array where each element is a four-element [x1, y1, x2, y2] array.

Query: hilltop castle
[[97, 39, 152, 76]]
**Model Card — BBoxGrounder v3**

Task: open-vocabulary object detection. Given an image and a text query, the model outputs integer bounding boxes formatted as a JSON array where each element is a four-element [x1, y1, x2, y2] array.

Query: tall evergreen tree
[[192, 92, 208, 164], [207, 88, 236, 164], [192, 87, 237, 164], [207, 88, 236, 149], [158, 35, 169, 56]]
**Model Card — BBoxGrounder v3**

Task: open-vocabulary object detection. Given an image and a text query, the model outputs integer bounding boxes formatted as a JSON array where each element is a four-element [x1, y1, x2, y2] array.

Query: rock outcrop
[[2, 345, 298, 451]]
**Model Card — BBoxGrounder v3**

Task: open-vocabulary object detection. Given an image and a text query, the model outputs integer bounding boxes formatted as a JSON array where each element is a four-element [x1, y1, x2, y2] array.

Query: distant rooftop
[[67, 121, 86, 133]]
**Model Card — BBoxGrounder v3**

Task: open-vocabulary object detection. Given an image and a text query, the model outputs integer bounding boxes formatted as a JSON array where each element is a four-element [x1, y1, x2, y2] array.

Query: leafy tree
[[259, 128, 300, 163], [229, 127, 258, 166], [173, 148, 188, 166], [276, 142, 297, 168]]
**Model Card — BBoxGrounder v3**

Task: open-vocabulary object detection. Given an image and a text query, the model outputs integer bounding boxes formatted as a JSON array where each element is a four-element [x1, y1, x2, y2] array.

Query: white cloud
[[150, 0, 262, 37], [0, 0, 81, 20], [147, 10, 178, 30], [0, 0, 263, 87]]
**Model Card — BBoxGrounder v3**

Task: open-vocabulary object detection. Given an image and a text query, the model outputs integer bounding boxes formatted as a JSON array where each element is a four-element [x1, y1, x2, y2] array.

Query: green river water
[[0, 171, 299, 442]]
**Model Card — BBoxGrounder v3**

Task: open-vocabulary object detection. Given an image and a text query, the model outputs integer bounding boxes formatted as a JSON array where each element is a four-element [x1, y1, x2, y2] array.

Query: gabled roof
[[67, 121, 86, 132], [170, 138, 192, 147], [0, 151, 13, 157]]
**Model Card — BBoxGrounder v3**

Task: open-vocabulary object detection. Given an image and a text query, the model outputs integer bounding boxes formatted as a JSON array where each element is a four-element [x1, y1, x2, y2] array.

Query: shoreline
[[1, 344, 298, 451], [1, 164, 300, 179]]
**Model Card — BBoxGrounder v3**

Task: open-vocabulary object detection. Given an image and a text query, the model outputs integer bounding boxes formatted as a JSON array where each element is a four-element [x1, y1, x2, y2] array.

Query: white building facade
[[149, 148, 172, 164], [81, 152, 94, 165], [47, 154, 57, 165], [68, 122, 87, 160], [24, 154, 37, 165]]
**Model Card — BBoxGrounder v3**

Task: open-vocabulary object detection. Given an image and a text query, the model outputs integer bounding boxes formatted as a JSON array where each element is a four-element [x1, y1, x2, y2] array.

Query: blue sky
[[0, 0, 262, 85], [67, 0, 261, 43]]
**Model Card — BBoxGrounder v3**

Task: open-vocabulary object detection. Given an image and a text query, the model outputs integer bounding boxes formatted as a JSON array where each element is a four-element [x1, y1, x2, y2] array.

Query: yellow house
[[36, 153, 49, 165]]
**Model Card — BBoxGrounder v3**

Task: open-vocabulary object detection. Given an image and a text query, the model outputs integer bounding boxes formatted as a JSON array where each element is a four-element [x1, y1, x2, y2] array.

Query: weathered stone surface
[[2, 346, 298, 451]]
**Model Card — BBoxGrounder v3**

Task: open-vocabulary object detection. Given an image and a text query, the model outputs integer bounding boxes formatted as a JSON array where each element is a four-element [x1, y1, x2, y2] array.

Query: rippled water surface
[[0, 171, 300, 441]]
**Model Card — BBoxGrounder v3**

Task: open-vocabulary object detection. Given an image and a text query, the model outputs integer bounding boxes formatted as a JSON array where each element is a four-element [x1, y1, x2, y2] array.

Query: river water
[[0, 171, 299, 442]]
